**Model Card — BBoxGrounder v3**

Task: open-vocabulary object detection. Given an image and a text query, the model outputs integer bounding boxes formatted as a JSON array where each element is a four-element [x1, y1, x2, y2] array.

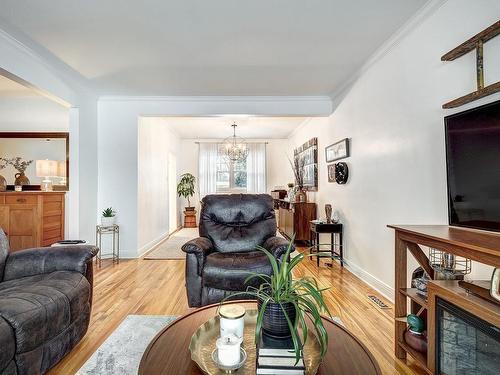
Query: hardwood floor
[[48, 253, 426, 375]]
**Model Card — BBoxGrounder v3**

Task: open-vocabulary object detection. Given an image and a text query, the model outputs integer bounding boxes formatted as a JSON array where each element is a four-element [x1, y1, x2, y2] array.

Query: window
[[216, 144, 247, 192]]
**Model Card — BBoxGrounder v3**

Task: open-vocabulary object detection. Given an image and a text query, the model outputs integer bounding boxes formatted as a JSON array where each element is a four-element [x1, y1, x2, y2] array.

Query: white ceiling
[[0, 0, 427, 97], [146, 116, 310, 139]]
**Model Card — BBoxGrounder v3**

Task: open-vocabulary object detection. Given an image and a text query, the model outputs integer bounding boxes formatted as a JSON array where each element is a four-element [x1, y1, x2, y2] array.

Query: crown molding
[[0, 20, 91, 96], [329, 0, 448, 101], [98, 95, 333, 103]]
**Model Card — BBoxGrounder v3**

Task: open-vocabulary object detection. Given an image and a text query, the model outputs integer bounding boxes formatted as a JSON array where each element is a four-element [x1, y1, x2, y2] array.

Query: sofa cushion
[[0, 317, 16, 374], [203, 251, 272, 291], [0, 270, 90, 353], [0, 228, 8, 281]]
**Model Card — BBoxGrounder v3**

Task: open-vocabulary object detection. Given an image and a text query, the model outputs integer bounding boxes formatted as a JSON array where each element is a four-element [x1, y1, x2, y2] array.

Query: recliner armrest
[[181, 237, 214, 255], [3, 245, 98, 281], [182, 237, 214, 275], [263, 236, 295, 260]]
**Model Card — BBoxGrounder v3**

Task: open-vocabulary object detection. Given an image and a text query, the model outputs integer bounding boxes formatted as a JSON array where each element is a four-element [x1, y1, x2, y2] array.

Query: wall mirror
[[0, 132, 69, 191]]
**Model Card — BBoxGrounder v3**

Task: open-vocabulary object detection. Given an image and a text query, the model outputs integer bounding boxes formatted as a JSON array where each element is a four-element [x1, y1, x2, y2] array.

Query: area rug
[[144, 228, 198, 260], [76, 315, 177, 375]]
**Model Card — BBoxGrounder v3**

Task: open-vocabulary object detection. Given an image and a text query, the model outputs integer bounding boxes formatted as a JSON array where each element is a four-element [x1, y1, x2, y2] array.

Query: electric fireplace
[[436, 297, 500, 374]]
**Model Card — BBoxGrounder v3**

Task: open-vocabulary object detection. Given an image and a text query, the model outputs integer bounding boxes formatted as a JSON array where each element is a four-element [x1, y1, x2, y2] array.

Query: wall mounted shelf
[[442, 20, 500, 109]]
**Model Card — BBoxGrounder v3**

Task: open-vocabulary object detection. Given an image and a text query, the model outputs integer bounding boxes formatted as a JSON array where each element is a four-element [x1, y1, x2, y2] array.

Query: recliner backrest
[[0, 228, 9, 281], [199, 194, 276, 253]]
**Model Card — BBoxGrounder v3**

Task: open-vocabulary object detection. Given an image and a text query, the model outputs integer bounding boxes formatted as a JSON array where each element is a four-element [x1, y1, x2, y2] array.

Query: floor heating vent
[[367, 295, 390, 309]]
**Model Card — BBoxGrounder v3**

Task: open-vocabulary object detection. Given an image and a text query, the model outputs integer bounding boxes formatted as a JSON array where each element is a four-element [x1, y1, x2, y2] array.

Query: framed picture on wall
[[327, 164, 336, 183], [325, 138, 349, 162]]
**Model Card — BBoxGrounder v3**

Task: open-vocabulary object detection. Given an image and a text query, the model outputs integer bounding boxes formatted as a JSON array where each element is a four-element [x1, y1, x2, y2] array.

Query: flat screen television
[[445, 100, 500, 232]]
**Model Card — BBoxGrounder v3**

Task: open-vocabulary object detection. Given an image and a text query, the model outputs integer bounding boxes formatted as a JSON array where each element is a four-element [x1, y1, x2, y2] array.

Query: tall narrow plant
[[177, 173, 196, 208]]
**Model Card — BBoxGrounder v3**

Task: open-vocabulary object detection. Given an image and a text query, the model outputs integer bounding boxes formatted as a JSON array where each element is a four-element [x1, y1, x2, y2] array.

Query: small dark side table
[[309, 221, 344, 267]]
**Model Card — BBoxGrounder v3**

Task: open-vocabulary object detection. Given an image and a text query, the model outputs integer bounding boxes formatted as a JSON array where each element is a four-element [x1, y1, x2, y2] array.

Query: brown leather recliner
[[181, 194, 293, 307]]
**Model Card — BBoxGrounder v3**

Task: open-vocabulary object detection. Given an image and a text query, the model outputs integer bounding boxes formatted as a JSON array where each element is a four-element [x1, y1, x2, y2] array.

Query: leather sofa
[[182, 194, 293, 307], [0, 229, 98, 374]]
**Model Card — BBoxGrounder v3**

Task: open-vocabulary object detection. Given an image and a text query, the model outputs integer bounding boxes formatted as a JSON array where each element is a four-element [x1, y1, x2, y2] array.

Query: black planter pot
[[258, 298, 297, 338]]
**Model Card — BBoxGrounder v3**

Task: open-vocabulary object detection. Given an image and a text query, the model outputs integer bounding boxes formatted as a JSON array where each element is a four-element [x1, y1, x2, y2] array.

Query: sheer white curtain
[[198, 143, 218, 198], [246, 143, 267, 193]]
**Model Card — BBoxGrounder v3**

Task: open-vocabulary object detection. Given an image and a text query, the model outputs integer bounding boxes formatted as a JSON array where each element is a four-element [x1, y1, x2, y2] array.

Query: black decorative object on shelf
[[335, 162, 349, 184]]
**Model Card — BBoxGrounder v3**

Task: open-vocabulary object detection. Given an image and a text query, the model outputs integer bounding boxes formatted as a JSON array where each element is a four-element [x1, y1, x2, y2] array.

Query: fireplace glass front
[[436, 297, 500, 374]]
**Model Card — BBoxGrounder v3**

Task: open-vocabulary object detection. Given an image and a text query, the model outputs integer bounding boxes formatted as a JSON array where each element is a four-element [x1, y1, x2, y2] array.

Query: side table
[[95, 224, 120, 267], [309, 221, 344, 267]]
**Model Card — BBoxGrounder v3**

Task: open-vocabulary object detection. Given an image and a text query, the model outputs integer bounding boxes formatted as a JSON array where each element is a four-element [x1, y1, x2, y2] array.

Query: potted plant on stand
[[101, 207, 116, 227], [223, 241, 331, 366], [177, 173, 196, 228]]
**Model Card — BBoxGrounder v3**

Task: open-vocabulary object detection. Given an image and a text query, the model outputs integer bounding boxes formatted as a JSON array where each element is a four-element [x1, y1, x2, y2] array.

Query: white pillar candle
[[219, 304, 245, 339], [216, 334, 242, 367]]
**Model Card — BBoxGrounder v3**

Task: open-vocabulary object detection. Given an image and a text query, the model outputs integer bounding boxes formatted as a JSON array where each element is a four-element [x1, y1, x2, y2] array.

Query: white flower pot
[[101, 216, 116, 226]]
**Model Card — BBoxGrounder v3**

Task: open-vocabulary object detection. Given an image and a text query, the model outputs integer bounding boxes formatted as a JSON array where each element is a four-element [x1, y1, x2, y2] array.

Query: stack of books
[[256, 334, 305, 375]]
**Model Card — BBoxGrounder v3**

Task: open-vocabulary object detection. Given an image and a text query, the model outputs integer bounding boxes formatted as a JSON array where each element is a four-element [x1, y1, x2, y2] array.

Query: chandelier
[[223, 123, 249, 162]]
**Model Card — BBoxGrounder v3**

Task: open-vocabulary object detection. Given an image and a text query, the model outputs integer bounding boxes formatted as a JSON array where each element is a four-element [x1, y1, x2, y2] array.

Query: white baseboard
[[343, 259, 395, 303]]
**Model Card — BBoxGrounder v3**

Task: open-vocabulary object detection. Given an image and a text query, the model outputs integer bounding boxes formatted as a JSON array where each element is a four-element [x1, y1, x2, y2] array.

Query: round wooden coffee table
[[139, 301, 381, 375]]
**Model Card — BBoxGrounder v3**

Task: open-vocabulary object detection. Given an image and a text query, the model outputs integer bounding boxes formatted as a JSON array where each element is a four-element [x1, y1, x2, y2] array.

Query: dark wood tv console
[[388, 225, 500, 374]]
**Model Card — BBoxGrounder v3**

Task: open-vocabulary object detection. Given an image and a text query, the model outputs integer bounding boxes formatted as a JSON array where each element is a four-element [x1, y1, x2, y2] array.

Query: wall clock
[[335, 162, 349, 184]]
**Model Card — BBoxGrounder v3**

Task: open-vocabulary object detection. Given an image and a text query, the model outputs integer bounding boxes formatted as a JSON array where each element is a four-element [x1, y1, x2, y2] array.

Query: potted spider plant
[[223, 240, 331, 362]]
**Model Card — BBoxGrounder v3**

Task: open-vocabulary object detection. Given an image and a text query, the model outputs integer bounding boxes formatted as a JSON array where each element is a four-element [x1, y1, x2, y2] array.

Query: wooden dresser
[[0, 192, 65, 251]]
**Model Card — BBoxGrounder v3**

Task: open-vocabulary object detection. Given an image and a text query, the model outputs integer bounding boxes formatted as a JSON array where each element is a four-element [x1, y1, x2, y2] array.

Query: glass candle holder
[[219, 304, 245, 339], [216, 334, 242, 367]]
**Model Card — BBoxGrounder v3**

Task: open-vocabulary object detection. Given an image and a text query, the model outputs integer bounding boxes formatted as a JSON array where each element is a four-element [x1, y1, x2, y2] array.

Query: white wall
[[0, 96, 69, 131], [287, 0, 500, 299], [137, 117, 181, 255], [98, 97, 331, 256]]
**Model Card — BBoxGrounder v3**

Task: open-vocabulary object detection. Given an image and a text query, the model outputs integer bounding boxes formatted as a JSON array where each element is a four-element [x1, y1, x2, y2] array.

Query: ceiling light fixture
[[223, 123, 249, 162]]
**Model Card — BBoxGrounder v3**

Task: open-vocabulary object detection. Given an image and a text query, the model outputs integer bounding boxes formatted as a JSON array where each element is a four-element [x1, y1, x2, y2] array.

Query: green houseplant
[[177, 173, 196, 210], [101, 207, 116, 226], [224, 240, 331, 362]]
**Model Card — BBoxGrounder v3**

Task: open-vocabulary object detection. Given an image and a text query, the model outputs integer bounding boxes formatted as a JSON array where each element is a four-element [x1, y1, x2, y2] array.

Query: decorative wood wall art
[[294, 137, 318, 191], [442, 21, 500, 109], [325, 138, 350, 162]]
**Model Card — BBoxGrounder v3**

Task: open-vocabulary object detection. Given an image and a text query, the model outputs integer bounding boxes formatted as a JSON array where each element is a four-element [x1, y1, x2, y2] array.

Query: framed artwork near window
[[325, 138, 349, 162]]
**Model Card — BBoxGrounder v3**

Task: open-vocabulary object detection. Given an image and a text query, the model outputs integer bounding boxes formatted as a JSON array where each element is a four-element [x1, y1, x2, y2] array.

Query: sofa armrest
[[3, 245, 98, 281], [263, 236, 295, 260]]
